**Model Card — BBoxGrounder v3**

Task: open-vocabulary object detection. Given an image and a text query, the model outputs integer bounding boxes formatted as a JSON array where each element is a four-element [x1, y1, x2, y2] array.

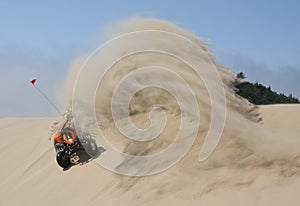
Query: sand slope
[[260, 104, 300, 134], [0, 104, 299, 206]]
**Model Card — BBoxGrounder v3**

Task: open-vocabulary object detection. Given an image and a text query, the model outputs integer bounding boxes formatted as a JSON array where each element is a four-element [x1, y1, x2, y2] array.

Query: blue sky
[[0, 0, 299, 116]]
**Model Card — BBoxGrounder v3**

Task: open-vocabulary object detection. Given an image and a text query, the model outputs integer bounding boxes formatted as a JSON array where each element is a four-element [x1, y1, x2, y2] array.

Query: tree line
[[235, 72, 299, 105]]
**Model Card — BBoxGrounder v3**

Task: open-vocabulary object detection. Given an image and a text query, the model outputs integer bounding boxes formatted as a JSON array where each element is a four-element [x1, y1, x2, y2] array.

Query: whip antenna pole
[[30, 78, 61, 115]]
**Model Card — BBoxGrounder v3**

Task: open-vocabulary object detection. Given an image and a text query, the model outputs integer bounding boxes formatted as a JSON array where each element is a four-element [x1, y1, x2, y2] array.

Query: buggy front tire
[[56, 151, 71, 169]]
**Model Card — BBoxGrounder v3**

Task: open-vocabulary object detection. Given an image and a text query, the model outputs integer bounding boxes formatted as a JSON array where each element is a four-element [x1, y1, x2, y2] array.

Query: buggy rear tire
[[85, 141, 98, 158]]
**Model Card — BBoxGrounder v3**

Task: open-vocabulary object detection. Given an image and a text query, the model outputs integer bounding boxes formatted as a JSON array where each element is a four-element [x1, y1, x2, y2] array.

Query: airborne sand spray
[[61, 17, 300, 179]]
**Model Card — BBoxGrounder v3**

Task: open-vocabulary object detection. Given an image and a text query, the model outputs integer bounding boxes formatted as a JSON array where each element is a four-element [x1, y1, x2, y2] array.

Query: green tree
[[235, 73, 300, 105], [237, 72, 246, 79]]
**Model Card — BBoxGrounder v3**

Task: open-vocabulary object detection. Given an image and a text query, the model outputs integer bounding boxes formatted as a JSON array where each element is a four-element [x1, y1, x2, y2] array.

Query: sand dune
[[260, 104, 300, 133], [1, 18, 300, 205], [0, 104, 300, 206]]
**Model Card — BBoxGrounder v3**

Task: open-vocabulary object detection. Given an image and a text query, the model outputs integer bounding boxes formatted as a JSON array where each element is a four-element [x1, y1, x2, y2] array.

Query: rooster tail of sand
[[58, 17, 300, 189]]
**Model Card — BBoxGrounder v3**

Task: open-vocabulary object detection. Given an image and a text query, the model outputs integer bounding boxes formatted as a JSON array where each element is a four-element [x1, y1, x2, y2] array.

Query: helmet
[[62, 130, 76, 145]]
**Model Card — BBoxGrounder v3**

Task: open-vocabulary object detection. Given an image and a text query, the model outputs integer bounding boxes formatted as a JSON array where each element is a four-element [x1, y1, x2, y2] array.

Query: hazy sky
[[1, 0, 299, 116]]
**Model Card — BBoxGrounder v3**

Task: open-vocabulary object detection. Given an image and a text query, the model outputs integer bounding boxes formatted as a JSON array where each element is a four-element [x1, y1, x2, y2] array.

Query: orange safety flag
[[31, 78, 37, 85]]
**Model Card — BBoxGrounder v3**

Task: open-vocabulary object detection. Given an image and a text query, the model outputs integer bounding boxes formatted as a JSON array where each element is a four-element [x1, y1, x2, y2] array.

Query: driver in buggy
[[54, 109, 77, 146], [54, 127, 76, 146]]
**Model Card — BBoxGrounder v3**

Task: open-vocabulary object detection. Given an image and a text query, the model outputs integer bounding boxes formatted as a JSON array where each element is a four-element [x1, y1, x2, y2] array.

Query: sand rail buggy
[[54, 120, 98, 169]]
